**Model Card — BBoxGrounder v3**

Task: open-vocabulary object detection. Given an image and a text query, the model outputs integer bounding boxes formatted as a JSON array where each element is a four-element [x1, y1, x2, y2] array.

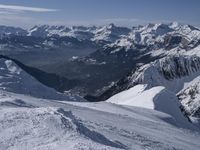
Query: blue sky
[[0, 0, 199, 27]]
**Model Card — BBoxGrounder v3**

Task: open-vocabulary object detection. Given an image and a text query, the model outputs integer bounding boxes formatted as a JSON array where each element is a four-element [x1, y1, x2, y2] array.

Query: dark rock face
[[177, 82, 200, 119], [159, 55, 200, 80]]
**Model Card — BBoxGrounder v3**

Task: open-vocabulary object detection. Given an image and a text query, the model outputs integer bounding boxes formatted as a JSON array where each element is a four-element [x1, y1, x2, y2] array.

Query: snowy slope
[[0, 90, 200, 150], [107, 85, 192, 128], [0, 58, 83, 101]]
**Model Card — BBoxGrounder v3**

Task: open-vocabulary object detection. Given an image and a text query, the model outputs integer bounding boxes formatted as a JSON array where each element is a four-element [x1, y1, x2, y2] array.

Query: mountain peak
[[170, 21, 180, 28], [108, 23, 116, 29]]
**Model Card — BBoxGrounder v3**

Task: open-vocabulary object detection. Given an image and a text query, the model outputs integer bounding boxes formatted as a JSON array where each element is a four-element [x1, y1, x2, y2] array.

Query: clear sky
[[0, 0, 199, 28]]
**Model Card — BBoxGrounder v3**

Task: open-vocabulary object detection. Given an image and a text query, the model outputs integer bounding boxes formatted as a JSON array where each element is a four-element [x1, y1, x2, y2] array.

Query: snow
[[0, 106, 121, 150], [5, 60, 21, 74], [114, 38, 132, 48], [186, 45, 200, 56], [107, 84, 148, 106], [0, 88, 200, 150], [107, 85, 193, 128]]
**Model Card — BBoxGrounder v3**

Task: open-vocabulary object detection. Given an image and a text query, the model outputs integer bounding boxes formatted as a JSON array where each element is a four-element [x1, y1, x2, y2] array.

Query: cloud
[[0, 4, 58, 27], [0, 4, 57, 13]]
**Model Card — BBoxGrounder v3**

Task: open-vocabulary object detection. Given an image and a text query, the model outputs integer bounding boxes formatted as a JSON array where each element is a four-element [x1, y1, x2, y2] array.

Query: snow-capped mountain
[[1, 22, 200, 96], [1, 22, 200, 149], [0, 22, 199, 45], [27, 23, 132, 45], [97, 54, 200, 126], [92, 23, 131, 42], [26, 23, 200, 98], [28, 25, 96, 40], [1, 23, 200, 112], [125, 54, 200, 90], [0, 25, 27, 38], [0, 22, 199, 61], [27, 22, 200, 46], [106, 22, 200, 56]]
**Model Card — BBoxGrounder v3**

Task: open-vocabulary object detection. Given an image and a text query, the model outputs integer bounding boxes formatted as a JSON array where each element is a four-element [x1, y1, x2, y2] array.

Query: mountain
[[0, 25, 102, 68], [96, 54, 200, 126], [0, 59, 199, 149], [28, 25, 96, 40], [0, 25, 27, 38], [1, 23, 200, 149], [1, 22, 200, 100], [1, 22, 199, 96], [92, 23, 131, 42], [77, 22, 199, 95]]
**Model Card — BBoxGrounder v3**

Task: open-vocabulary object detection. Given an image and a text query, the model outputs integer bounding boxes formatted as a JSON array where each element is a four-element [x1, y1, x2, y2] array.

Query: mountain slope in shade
[[0, 57, 83, 101]]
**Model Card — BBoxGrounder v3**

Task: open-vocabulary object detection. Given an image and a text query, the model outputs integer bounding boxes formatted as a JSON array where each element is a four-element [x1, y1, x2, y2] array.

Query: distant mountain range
[[1, 22, 200, 95]]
